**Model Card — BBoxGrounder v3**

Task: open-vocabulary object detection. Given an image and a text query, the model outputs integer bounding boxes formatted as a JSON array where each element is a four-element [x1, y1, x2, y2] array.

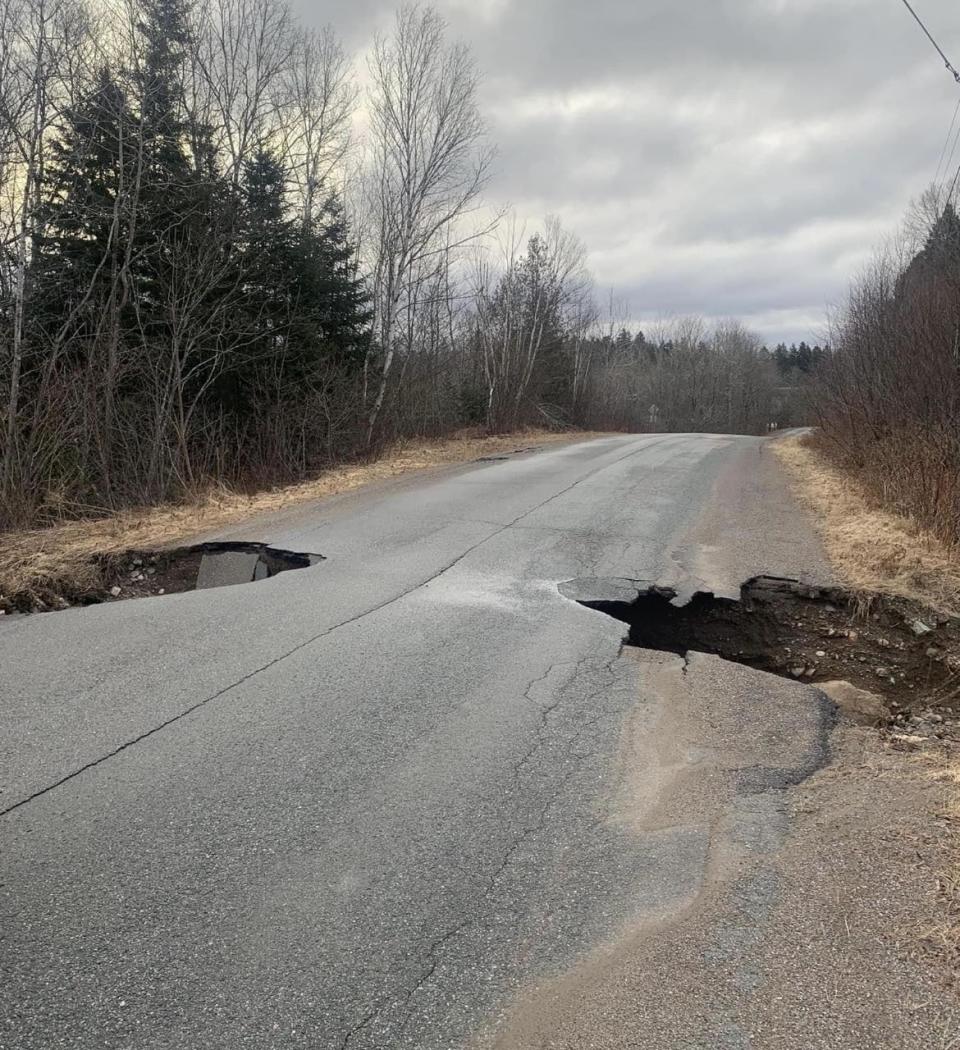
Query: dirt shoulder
[[0, 428, 597, 613], [487, 702, 960, 1049], [773, 432, 960, 996]]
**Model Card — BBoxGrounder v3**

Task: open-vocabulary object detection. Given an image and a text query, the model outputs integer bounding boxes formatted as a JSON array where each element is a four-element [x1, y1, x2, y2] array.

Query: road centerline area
[[1, 437, 668, 818]]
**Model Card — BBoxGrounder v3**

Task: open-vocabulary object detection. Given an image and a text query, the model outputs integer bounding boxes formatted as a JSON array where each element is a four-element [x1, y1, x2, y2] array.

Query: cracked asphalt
[[1, 434, 859, 1048]]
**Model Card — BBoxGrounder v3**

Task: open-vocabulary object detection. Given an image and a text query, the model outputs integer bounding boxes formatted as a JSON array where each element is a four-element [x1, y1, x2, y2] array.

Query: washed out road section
[[2, 434, 831, 1049]]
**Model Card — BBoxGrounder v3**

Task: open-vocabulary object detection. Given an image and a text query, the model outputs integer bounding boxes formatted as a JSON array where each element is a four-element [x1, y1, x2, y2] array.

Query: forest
[[0, 0, 817, 530]]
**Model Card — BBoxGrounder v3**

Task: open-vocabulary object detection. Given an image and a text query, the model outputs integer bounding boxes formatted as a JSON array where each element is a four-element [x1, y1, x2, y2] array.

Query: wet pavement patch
[[563, 576, 960, 718], [4, 543, 322, 614]]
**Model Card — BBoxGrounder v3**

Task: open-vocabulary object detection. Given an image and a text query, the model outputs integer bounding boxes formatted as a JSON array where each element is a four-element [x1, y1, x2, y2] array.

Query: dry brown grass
[[773, 434, 960, 616], [0, 427, 594, 607]]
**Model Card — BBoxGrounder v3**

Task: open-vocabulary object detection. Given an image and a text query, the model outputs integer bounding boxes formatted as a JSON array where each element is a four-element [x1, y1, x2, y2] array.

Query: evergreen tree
[[773, 343, 790, 375], [132, 0, 223, 324], [239, 148, 296, 331], [134, 0, 193, 182], [298, 192, 371, 366], [920, 202, 960, 275], [33, 67, 138, 341], [614, 327, 632, 352], [228, 150, 369, 403], [900, 202, 960, 295]]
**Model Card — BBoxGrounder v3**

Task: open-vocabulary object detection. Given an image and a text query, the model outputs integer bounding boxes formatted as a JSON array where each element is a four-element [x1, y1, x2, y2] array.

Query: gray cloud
[[295, 0, 960, 343]]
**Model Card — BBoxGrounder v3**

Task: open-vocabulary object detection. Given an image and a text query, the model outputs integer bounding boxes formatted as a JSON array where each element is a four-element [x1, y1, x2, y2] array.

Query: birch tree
[[280, 24, 353, 228], [0, 0, 89, 505], [191, 0, 294, 182], [364, 3, 491, 443], [474, 216, 592, 432]]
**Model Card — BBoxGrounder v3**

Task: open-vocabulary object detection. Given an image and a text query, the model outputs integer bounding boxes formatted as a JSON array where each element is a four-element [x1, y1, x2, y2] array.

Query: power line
[[948, 158, 960, 204], [943, 124, 960, 190], [902, 0, 960, 199], [935, 97, 960, 184], [899, 0, 960, 84], [899, 0, 957, 84]]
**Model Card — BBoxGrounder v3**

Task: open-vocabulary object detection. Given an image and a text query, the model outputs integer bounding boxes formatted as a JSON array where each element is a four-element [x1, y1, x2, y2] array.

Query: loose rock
[[818, 680, 890, 725]]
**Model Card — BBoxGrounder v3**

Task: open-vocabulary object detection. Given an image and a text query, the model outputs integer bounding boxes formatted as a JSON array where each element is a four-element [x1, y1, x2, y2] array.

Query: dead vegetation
[[773, 433, 960, 615], [0, 428, 584, 612], [812, 194, 960, 553]]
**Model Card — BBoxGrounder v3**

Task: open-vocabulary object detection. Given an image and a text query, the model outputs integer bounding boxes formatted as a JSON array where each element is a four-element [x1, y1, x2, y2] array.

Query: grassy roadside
[[774, 432, 960, 982], [773, 434, 960, 616], [0, 427, 595, 611]]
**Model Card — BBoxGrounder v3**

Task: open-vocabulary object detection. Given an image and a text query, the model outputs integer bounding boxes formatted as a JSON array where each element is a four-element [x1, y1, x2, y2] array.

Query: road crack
[[3, 441, 660, 820], [340, 648, 624, 1047]]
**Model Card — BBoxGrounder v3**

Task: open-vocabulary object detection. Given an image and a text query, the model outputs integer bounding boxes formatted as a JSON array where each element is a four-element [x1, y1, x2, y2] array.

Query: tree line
[[772, 342, 829, 377], [0, 0, 810, 531], [816, 191, 960, 547]]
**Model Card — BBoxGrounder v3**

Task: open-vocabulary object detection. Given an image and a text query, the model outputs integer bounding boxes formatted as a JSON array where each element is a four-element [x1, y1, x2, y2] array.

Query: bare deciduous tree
[[364, 2, 492, 443], [191, 0, 294, 181], [0, 0, 90, 503], [280, 24, 353, 228], [474, 215, 592, 432]]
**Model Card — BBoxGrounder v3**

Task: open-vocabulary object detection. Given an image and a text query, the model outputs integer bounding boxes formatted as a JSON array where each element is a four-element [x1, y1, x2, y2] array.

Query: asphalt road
[[1, 434, 837, 1049]]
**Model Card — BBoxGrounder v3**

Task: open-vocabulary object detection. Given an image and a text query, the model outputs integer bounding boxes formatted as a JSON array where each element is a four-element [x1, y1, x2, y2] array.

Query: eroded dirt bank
[[564, 575, 960, 719]]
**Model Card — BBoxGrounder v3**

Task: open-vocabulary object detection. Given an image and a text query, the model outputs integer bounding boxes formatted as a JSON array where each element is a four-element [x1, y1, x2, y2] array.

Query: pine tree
[[134, 0, 193, 184], [773, 343, 790, 375], [921, 202, 960, 274], [32, 67, 138, 346], [297, 193, 371, 366], [239, 149, 296, 328], [229, 150, 369, 403], [132, 0, 224, 322], [614, 327, 632, 352], [899, 202, 960, 296]]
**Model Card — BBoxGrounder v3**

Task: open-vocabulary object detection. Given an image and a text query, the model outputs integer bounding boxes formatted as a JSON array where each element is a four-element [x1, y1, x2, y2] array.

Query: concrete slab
[[195, 550, 260, 589]]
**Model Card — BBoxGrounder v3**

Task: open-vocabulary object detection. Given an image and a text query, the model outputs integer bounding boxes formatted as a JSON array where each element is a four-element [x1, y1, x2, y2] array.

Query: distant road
[[1, 434, 840, 1048]]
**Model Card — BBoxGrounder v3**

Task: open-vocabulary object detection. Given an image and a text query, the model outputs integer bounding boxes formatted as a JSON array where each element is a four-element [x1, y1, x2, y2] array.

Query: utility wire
[[948, 159, 960, 204], [934, 97, 960, 184], [899, 0, 960, 84], [901, 1, 960, 201], [943, 127, 960, 193]]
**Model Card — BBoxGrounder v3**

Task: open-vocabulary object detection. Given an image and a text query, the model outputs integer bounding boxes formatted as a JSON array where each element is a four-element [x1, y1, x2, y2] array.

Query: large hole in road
[[97, 542, 323, 603], [7, 542, 323, 614], [562, 576, 960, 718]]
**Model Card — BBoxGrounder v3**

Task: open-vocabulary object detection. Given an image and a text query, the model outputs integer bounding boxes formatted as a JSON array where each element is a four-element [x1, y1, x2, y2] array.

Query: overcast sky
[[298, 0, 960, 345]]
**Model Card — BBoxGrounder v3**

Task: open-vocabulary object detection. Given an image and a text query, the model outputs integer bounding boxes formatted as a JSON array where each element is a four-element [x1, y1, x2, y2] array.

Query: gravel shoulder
[[484, 656, 960, 1050]]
